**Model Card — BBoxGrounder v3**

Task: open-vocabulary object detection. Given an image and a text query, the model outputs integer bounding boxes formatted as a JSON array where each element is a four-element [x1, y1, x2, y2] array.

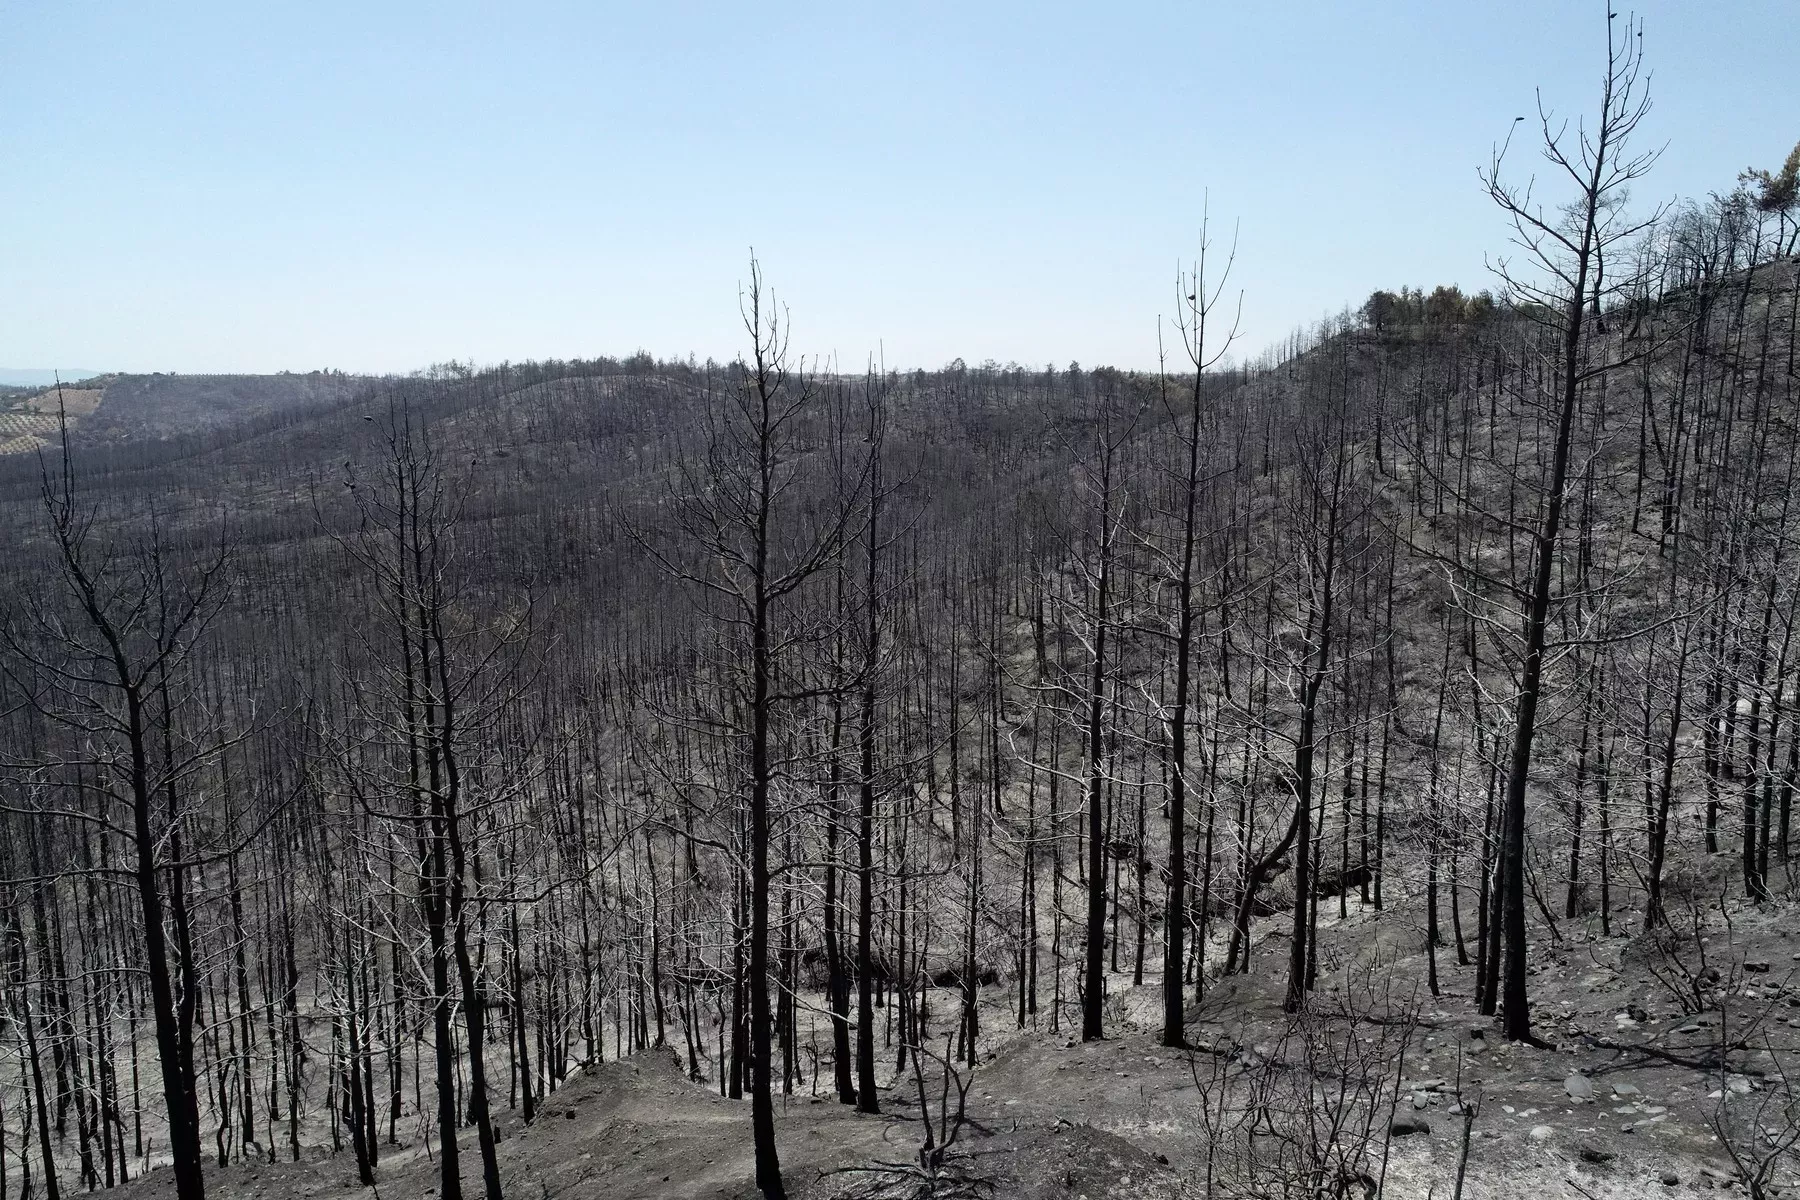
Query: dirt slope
[[112, 1045, 1181, 1200]]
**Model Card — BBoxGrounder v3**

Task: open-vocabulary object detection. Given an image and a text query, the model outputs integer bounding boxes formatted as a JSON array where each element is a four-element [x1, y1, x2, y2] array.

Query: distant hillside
[[77, 370, 371, 443], [0, 370, 376, 454], [0, 384, 103, 455]]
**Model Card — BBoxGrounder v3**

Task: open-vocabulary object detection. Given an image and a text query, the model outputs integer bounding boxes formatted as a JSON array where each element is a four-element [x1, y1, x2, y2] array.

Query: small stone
[[1413, 1092, 1430, 1110], [1744, 961, 1771, 974], [1677, 1024, 1702, 1034], [1566, 1074, 1595, 1102], [1579, 1144, 1615, 1164], [1612, 1082, 1642, 1097], [1660, 1171, 1679, 1186], [1529, 1125, 1555, 1140]]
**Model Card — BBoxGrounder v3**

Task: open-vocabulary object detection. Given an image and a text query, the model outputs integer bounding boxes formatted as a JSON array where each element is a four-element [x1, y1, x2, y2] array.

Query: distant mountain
[[0, 368, 107, 386]]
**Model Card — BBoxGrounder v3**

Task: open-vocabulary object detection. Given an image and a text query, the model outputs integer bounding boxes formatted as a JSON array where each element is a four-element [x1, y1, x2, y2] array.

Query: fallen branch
[[1577, 1032, 1743, 1072]]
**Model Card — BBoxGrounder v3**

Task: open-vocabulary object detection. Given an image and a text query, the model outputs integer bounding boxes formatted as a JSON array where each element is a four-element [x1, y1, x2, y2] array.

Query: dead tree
[[324, 391, 533, 1200], [0, 429, 233, 1200], [640, 255, 870, 1199], [1479, 10, 1662, 1042], [1153, 209, 1242, 1045]]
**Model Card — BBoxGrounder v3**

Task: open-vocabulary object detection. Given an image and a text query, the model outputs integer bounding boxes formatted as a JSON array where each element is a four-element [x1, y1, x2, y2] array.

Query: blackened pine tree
[[1480, 11, 1663, 1044]]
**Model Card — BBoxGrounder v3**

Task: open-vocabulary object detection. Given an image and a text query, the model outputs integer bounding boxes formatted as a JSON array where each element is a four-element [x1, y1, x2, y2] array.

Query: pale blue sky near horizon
[[2, 1, 1793, 377]]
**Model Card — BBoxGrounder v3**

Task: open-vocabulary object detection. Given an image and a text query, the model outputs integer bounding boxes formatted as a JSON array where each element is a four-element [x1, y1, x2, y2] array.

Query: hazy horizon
[[4, 0, 1794, 376]]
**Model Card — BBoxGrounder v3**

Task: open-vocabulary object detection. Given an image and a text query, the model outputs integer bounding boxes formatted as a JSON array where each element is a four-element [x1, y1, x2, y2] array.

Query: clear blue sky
[[2, 1, 1792, 376]]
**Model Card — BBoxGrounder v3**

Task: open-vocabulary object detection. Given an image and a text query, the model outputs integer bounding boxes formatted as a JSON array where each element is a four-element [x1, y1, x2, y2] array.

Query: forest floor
[[111, 1045, 1185, 1200], [973, 900, 1800, 1199], [113, 861, 1798, 1200]]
